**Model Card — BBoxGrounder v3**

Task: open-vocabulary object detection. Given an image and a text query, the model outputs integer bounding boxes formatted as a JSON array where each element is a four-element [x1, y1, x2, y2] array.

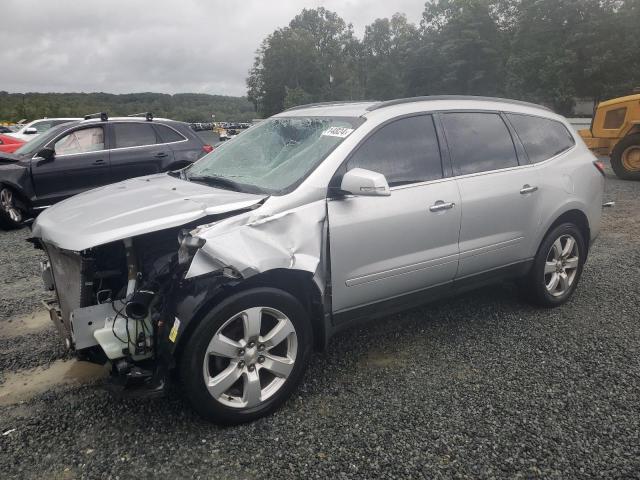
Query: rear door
[[31, 125, 110, 204], [108, 122, 175, 182], [328, 114, 461, 314], [154, 123, 204, 166], [440, 111, 542, 279]]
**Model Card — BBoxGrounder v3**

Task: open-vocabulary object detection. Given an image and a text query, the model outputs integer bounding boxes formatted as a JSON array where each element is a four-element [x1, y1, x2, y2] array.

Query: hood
[[0, 151, 21, 163], [31, 173, 267, 251]]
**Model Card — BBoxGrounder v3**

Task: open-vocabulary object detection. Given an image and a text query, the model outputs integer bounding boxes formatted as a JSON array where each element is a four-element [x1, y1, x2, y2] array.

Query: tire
[[610, 134, 640, 181], [522, 223, 586, 307], [179, 287, 312, 424], [0, 186, 25, 230]]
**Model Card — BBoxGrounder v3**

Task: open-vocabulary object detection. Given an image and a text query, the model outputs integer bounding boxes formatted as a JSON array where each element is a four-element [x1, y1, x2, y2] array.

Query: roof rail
[[366, 95, 551, 112], [285, 100, 377, 112], [127, 112, 154, 121], [84, 112, 108, 121]]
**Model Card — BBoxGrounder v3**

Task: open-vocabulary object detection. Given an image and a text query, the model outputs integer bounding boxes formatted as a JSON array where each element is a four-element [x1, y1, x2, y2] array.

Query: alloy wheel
[[544, 234, 579, 297], [0, 188, 22, 223], [202, 306, 298, 409]]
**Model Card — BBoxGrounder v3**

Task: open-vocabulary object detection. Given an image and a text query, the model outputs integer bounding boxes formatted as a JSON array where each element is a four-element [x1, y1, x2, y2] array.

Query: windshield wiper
[[187, 174, 244, 192]]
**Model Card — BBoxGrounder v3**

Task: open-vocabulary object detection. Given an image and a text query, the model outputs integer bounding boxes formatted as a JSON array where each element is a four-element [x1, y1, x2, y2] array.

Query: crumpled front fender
[[185, 200, 327, 282]]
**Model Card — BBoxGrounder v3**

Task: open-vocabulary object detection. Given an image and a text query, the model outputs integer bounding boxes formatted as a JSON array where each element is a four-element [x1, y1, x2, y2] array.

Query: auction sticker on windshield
[[321, 127, 354, 138]]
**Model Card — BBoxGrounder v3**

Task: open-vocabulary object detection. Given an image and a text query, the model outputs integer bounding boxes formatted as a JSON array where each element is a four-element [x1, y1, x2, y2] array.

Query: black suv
[[0, 113, 212, 228]]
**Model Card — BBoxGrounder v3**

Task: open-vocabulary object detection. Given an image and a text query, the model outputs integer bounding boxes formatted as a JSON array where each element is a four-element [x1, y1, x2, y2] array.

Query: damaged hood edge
[[31, 174, 267, 251]]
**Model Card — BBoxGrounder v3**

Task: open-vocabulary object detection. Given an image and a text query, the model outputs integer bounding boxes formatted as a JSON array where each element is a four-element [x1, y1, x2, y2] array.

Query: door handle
[[429, 200, 456, 212], [92, 159, 106, 166], [520, 184, 538, 194], [154, 152, 168, 158]]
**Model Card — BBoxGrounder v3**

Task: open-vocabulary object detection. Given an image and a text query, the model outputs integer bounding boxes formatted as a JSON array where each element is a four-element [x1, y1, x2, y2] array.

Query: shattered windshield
[[185, 116, 363, 194]]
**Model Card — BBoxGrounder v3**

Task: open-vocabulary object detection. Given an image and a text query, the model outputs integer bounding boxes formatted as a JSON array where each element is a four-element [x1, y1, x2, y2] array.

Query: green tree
[[422, 0, 505, 95]]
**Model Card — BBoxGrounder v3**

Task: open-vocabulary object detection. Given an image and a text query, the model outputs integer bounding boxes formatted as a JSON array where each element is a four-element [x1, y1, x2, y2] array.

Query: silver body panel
[[32, 97, 604, 322], [31, 173, 265, 251], [328, 179, 461, 312]]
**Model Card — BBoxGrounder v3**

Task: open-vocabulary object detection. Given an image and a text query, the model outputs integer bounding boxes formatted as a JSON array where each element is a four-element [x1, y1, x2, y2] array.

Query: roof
[[275, 101, 378, 118], [80, 116, 178, 124], [277, 96, 552, 118], [598, 93, 640, 108]]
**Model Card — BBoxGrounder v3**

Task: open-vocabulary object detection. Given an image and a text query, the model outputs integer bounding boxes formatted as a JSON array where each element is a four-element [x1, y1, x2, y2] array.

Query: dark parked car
[[0, 113, 213, 228]]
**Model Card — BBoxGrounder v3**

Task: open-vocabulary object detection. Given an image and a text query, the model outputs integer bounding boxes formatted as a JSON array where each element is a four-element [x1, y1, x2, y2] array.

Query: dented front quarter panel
[[185, 199, 328, 284]]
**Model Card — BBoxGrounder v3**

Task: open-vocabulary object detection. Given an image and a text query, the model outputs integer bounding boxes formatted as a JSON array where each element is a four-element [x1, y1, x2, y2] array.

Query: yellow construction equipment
[[579, 93, 640, 180]]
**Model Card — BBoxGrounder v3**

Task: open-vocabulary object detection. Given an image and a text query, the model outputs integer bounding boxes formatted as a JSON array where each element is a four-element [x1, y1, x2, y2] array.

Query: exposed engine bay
[[38, 225, 190, 395], [32, 195, 329, 397]]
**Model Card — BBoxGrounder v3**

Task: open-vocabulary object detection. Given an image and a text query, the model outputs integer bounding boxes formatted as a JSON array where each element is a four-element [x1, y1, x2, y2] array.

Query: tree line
[[246, 0, 640, 117], [0, 91, 255, 123]]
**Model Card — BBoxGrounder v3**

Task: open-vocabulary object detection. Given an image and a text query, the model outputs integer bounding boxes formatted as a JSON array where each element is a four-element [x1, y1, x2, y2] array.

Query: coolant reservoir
[[93, 314, 153, 360]]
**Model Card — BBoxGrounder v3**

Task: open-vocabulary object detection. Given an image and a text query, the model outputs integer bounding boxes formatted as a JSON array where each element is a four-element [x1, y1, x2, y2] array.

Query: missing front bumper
[[42, 299, 71, 349]]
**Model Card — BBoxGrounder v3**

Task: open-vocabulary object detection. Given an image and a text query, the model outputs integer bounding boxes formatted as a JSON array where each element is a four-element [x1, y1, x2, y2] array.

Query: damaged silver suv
[[31, 96, 605, 424]]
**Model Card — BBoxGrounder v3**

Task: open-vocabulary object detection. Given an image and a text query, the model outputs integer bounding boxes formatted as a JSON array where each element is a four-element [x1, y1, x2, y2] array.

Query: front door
[[31, 125, 110, 205], [328, 114, 461, 314]]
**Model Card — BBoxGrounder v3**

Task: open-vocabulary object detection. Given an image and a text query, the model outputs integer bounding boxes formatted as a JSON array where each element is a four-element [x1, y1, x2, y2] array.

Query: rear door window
[[507, 113, 575, 163], [113, 123, 158, 148], [346, 114, 443, 186], [442, 112, 518, 175]]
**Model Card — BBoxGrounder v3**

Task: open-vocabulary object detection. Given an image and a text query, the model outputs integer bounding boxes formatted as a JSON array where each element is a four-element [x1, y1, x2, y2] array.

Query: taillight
[[202, 144, 214, 153], [593, 160, 606, 176]]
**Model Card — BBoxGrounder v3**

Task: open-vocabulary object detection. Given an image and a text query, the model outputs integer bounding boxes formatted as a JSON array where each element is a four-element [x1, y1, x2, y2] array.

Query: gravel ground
[[0, 163, 639, 479]]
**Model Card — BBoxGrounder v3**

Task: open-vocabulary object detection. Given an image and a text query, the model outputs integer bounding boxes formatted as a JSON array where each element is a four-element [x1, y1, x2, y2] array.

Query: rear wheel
[[0, 186, 25, 229], [179, 287, 312, 424], [522, 223, 586, 307], [611, 134, 640, 180]]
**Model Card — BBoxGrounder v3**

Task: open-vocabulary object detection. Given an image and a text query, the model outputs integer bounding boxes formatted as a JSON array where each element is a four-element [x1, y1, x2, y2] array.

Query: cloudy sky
[[0, 0, 425, 97]]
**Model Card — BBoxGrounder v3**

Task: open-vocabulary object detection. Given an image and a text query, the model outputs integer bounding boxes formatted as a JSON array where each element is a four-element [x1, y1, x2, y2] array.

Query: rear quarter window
[[155, 124, 186, 143], [507, 113, 575, 163]]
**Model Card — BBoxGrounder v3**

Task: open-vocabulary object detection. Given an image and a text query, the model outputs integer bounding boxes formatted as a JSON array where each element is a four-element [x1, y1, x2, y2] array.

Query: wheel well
[[546, 209, 590, 254], [239, 269, 326, 351], [0, 182, 30, 211], [174, 269, 326, 362]]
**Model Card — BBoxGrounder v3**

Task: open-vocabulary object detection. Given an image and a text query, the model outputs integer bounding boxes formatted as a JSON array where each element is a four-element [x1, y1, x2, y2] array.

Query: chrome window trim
[[31, 122, 189, 159], [110, 122, 187, 151], [449, 145, 575, 181], [388, 142, 576, 186], [389, 176, 456, 191]]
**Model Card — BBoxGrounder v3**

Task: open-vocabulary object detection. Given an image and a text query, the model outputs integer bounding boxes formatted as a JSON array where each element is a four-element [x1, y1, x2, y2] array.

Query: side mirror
[[23, 127, 38, 135], [36, 148, 56, 162], [340, 168, 390, 197]]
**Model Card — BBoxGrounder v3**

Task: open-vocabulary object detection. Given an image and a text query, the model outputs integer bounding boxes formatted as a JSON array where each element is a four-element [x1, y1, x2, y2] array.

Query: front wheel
[[0, 186, 25, 230], [522, 223, 586, 307], [179, 287, 312, 424]]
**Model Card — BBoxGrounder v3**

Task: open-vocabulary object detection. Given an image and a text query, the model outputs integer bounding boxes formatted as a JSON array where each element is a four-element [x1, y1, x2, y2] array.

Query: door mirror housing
[[36, 147, 56, 162], [23, 127, 38, 135], [339, 168, 391, 197]]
